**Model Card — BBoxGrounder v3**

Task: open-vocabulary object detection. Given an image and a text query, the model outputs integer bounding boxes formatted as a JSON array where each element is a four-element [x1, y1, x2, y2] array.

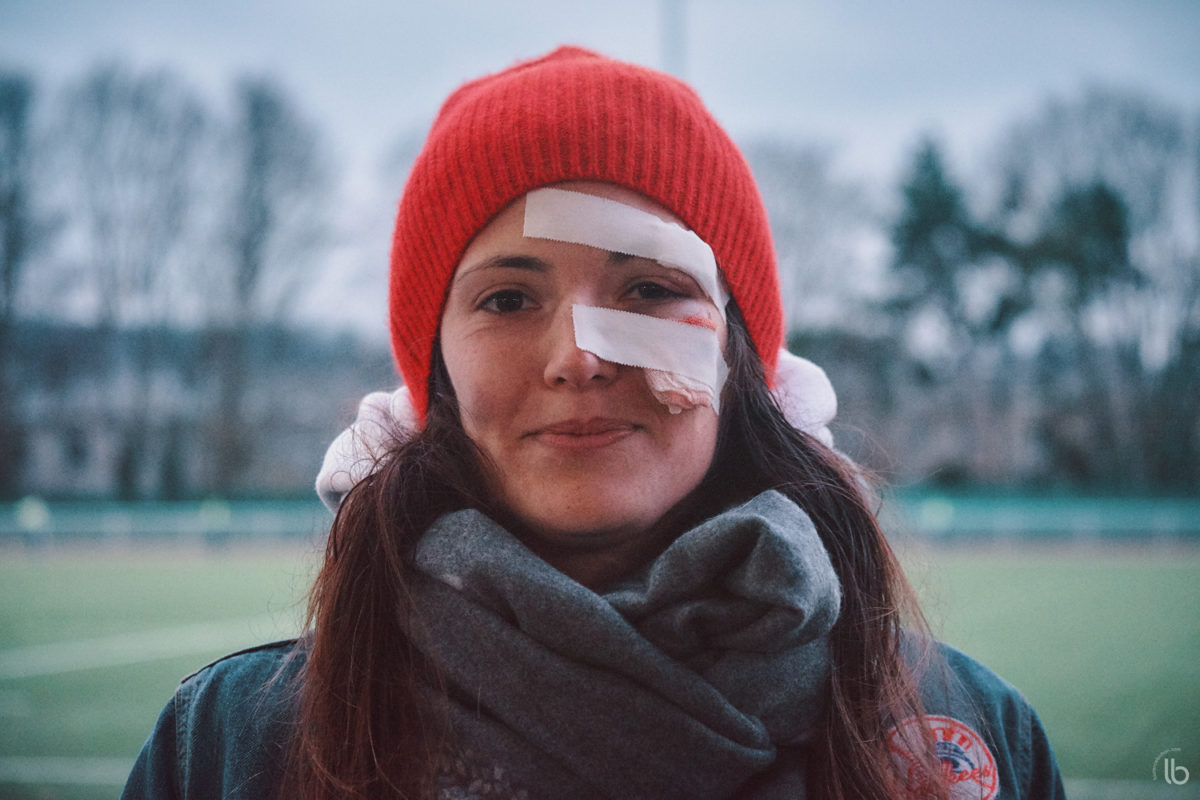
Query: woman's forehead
[[456, 183, 680, 272], [473, 182, 685, 243], [550, 181, 684, 226]]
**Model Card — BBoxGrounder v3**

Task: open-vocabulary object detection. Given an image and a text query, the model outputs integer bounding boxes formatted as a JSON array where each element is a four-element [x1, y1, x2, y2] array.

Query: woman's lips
[[531, 418, 638, 449]]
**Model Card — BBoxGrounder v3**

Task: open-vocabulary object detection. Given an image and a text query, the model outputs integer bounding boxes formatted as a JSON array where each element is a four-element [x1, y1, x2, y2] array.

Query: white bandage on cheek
[[572, 305, 728, 414], [523, 187, 729, 316]]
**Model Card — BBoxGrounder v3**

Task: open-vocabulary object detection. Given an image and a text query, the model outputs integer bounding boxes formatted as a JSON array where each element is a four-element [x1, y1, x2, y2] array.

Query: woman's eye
[[479, 289, 530, 314], [630, 281, 682, 301]]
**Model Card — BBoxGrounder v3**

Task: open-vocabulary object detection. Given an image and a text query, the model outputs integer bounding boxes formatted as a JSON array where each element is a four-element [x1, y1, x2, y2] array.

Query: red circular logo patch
[[888, 715, 1000, 799]]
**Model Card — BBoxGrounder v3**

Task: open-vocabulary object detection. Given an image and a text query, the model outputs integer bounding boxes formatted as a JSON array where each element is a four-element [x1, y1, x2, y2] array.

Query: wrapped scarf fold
[[404, 490, 841, 799]]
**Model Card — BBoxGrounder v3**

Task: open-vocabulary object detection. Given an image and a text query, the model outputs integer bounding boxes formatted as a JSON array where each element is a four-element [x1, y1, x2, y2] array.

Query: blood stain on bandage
[[643, 314, 722, 414], [680, 315, 718, 331]]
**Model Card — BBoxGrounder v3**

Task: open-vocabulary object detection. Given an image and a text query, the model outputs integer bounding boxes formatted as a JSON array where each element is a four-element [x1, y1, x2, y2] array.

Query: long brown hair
[[283, 304, 948, 799], [703, 308, 948, 799]]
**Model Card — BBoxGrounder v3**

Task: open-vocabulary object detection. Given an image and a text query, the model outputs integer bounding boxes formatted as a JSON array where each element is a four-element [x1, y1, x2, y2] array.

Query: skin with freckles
[[439, 182, 727, 588]]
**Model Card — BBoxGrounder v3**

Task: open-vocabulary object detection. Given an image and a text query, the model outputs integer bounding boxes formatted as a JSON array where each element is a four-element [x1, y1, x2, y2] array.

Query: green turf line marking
[[0, 615, 291, 679], [0, 756, 132, 785], [1061, 778, 1194, 799]]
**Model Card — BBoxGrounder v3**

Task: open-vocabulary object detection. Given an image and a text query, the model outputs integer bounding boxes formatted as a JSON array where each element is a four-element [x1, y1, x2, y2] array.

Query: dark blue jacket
[[122, 639, 1065, 799]]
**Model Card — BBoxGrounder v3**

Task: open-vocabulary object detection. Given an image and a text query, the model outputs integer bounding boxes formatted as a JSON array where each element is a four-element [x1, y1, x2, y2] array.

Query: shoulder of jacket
[[170, 638, 304, 742], [180, 638, 305, 687], [933, 641, 1032, 713], [153, 639, 301, 794]]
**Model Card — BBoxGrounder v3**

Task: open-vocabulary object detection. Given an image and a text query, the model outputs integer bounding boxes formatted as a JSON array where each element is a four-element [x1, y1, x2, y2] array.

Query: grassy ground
[[0, 545, 316, 784], [905, 543, 1200, 785], [0, 541, 1197, 799]]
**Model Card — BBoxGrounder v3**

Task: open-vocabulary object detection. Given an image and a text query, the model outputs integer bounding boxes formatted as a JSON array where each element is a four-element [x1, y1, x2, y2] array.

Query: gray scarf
[[406, 490, 841, 800]]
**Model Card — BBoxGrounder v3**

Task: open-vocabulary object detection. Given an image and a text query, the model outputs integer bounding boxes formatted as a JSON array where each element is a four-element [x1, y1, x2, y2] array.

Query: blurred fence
[[883, 493, 1200, 542], [0, 497, 330, 547], [2, 493, 1199, 548]]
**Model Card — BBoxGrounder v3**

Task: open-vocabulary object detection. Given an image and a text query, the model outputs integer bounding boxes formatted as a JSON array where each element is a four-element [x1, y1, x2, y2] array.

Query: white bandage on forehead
[[523, 187, 729, 315], [573, 305, 727, 413]]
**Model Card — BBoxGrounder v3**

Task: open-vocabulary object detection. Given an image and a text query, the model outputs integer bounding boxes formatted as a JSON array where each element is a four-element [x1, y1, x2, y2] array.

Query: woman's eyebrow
[[455, 254, 549, 282], [608, 254, 703, 286], [606, 251, 687, 272]]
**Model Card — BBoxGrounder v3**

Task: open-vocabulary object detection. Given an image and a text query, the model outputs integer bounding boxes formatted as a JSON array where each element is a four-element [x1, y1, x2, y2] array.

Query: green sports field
[[0, 540, 1197, 800]]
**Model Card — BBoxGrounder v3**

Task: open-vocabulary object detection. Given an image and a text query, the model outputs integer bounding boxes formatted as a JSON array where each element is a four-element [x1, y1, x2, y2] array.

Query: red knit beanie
[[390, 45, 783, 419]]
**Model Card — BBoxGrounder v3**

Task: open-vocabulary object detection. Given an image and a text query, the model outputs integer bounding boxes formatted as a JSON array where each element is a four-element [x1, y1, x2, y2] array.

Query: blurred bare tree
[[0, 75, 34, 350], [53, 64, 210, 498], [743, 141, 880, 335], [205, 77, 331, 494], [0, 72, 39, 498]]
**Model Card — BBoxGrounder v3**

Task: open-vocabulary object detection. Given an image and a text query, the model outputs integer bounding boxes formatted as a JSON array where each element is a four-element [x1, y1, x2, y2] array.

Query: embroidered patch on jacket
[[888, 715, 1000, 799]]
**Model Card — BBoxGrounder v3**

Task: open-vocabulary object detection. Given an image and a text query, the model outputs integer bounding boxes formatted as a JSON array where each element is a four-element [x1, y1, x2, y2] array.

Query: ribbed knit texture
[[390, 45, 782, 419]]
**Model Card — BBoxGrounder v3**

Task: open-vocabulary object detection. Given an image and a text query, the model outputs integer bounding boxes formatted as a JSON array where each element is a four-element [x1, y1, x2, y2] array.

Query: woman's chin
[[516, 506, 653, 552]]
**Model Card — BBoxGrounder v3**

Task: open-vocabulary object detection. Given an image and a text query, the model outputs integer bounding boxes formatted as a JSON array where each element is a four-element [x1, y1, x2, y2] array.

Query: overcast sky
[[4, 0, 1198, 334], [5, 0, 1198, 183]]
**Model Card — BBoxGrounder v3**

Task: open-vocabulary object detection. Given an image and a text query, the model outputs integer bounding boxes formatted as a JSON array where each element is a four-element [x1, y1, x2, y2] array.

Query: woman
[[123, 46, 1064, 799]]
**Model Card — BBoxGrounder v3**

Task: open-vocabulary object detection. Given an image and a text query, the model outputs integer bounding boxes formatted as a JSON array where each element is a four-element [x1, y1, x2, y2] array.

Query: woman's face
[[439, 182, 725, 573]]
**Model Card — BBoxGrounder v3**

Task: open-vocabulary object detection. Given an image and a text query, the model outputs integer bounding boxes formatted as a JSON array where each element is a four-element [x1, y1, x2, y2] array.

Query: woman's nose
[[543, 306, 618, 389]]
